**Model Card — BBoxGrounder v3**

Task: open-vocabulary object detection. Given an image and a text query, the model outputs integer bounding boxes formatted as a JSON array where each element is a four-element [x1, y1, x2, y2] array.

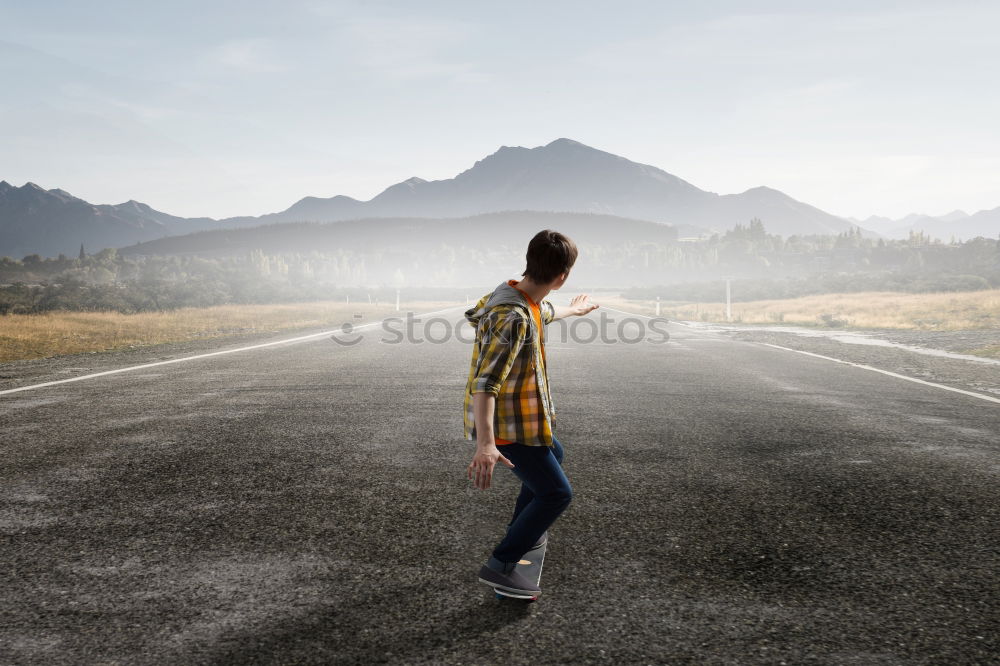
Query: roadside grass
[[965, 344, 1000, 360], [609, 288, 1000, 359], [4, 289, 998, 363], [612, 288, 1000, 331], [0, 300, 464, 363]]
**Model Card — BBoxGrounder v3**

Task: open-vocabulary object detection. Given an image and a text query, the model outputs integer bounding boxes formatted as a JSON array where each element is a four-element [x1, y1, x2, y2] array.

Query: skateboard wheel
[[495, 593, 505, 600]]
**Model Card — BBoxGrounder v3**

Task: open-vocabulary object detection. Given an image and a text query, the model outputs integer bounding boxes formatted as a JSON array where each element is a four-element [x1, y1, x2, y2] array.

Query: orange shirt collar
[[507, 279, 539, 307]]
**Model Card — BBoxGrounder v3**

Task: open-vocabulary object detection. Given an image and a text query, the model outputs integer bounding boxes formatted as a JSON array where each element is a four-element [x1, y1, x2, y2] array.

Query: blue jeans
[[490, 436, 573, 563]]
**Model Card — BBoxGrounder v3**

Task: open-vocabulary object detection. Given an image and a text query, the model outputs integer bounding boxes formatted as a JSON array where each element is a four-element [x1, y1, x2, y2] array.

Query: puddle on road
[[680, 322, 1000, 366]]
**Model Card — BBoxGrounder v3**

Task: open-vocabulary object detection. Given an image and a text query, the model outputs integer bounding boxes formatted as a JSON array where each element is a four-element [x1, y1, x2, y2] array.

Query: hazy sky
[[2, 0, 998, 221]]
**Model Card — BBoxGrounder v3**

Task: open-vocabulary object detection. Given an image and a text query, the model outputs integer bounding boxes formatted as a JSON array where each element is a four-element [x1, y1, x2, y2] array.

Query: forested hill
[[2, 217, 997, 316], [117, 211, 687, 257]]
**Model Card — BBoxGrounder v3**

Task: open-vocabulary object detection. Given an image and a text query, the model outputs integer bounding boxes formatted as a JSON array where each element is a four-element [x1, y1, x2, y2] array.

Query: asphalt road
[[1, 307, 997, 665]]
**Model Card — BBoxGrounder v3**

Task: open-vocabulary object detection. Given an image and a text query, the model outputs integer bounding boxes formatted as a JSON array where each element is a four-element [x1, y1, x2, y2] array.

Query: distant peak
[[402, 177, 426, 185], [939, 209, 969, 221], [545, 138, 586, 149], [22, 181, 44, 190]]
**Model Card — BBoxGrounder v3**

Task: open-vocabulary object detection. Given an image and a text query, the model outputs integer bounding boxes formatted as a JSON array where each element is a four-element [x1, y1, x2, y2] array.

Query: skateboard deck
[[492, 540, 546, 602]]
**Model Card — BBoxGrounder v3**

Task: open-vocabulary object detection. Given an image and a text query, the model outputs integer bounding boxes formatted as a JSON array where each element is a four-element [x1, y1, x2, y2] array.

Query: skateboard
[[492, 540, 546, 602]]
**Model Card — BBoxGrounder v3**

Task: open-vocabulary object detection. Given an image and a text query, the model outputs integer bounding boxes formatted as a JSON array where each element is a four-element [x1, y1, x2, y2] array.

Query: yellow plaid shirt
[[463, 293, 556, 447]]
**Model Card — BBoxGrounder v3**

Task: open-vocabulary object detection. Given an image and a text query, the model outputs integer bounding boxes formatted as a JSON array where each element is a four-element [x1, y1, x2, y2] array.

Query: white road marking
[[0, 305, 467, 396], [595, 305, 658, 319], [758, 343, 1000, 405], [598, 304, 1000, 406]]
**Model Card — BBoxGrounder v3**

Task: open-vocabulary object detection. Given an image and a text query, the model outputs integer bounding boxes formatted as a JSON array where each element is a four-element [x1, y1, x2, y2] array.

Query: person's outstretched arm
[[550, 293, 599, 321]]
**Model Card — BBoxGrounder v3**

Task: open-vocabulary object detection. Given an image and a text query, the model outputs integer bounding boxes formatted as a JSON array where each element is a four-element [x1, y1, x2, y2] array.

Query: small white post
[[367, 293, 372, 304], [395, 289, 400, 311], [655, 296, 661, 317], [725, 279, 732, 322], [346, 294, 350, 305]]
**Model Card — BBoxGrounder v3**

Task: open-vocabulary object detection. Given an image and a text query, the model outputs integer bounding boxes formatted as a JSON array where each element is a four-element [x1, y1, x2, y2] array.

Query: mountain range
[[2, 138, 996, 259], [847, 208, 1000, 242], [221, 138, 856, 239], [0, 181, 214, 259]]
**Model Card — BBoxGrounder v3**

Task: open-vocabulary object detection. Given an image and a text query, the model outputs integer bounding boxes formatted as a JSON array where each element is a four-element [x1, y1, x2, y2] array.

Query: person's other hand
[[570, 293, 599, 316], [467, 444, 514, 490]]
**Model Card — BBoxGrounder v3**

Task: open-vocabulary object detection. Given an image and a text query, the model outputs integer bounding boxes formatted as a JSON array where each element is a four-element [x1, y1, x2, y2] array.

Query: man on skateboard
[[463, 229, 599, 598]]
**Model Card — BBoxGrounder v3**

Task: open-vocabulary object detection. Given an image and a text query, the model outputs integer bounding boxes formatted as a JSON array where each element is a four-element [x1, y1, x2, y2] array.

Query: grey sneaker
[[478, 565, 542, 597]]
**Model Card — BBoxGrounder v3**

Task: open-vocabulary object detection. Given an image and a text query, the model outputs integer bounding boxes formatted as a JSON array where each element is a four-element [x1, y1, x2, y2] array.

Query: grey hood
[[464, 280, 531, 328]]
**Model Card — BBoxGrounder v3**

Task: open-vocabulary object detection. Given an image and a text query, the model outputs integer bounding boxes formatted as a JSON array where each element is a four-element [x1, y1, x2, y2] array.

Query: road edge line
[[595, 303, 1000, 406], [759, 342, 1000, 405], [0, 304, 469, 396]]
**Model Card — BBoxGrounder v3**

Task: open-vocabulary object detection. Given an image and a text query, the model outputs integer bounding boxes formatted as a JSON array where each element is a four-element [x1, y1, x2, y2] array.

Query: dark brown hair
[[522, 229, 578, 284]]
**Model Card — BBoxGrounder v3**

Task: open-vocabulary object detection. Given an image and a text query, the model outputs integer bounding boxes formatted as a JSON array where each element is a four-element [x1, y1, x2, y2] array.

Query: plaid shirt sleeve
[[470, 309, 528, 396], [540, 299, 555, 325]]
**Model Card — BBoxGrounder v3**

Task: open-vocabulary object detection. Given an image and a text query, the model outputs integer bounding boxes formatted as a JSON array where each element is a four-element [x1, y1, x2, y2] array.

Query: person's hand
[[570, 293, 599, 316], [467, 444, 514, 490]]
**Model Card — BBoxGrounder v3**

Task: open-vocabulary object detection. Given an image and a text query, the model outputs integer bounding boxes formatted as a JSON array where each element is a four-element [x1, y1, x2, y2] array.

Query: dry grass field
[[2, 290, 998, 364], [610, 289, 1000, 331], [0, 299, 464, 363]]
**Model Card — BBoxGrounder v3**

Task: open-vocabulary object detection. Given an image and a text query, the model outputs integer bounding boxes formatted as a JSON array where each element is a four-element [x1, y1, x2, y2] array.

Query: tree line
[[1, 219, 997, 315]]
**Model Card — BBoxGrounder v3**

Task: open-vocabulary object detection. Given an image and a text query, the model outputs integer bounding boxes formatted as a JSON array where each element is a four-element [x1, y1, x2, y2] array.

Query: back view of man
[[463, 229, 598, 597]]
